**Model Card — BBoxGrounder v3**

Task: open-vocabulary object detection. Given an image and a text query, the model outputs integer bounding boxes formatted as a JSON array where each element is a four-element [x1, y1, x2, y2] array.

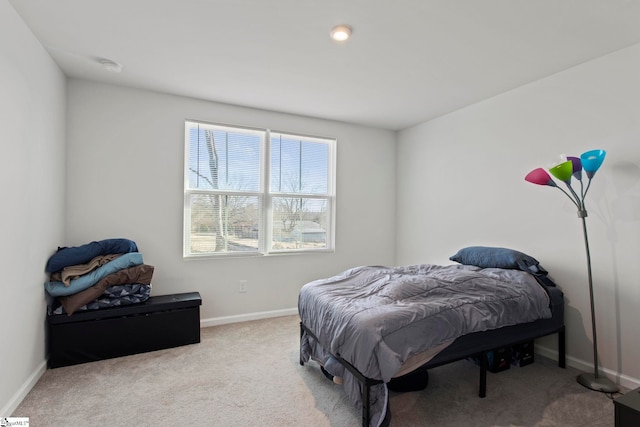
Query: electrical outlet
[[239, 280, 248, 293]]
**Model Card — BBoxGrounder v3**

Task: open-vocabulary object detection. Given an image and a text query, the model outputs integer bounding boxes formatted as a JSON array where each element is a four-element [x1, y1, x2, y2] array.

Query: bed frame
[[299, 286, 565, 427]]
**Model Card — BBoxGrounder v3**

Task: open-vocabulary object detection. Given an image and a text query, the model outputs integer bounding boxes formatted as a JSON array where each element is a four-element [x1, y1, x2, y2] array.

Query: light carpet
[[14, 314, 619, 426]]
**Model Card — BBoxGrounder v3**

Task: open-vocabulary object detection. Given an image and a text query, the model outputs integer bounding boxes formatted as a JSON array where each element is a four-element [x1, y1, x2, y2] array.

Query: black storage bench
[[47, 292, 201, 368]]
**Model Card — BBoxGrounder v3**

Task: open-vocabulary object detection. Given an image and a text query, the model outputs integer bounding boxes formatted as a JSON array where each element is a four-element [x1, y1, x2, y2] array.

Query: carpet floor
[[14, 314, 619, 426]]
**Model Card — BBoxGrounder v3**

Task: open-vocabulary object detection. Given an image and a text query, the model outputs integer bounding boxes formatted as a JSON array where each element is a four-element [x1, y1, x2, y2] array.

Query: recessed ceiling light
[[97, 58, 123, 73], [330, 25, 352, 42]]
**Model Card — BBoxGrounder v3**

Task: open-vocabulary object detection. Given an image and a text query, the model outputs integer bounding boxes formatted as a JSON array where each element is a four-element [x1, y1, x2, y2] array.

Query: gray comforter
[[298, 264, 552, 426]]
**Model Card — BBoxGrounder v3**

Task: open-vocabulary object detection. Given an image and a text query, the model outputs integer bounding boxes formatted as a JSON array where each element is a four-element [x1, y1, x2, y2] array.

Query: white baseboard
[[1, 360, 47, 417], [535, 344, 640, 390], [200, 307, 298, 328]]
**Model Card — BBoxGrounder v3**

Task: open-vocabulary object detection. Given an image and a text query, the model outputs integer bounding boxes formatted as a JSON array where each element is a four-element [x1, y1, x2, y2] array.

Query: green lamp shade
[[580, 149, 606, 179], [549, 160, 573, 183], [525, 168, 557, 187]]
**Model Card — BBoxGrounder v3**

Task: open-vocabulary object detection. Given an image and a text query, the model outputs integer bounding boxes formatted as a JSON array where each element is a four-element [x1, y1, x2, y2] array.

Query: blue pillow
[[449, 246, 547, 275]]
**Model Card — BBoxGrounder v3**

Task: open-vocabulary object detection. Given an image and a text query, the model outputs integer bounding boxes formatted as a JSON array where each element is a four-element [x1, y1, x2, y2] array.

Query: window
[[184, 120, 335, 257]]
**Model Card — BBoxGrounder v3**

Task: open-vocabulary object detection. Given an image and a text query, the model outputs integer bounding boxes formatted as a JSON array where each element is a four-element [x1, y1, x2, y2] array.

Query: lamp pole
[[580, 213, 599, 377], [575, 210, 618, 392]]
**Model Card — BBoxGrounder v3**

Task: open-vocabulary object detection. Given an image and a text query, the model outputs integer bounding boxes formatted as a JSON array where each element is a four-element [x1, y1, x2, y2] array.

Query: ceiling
[[9, 0, 640, 130]]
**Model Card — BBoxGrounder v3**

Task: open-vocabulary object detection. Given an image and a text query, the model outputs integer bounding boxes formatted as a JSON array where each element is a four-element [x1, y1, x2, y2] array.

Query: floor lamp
[[524, 149, 619, 393]]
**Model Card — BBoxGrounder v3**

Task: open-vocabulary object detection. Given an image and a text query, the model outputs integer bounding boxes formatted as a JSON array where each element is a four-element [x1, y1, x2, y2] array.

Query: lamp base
[[577, 373, 619, 393]]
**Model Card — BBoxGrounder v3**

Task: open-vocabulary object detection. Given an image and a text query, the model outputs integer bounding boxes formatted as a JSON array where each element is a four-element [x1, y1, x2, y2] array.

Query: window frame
[[183, 119, 336, 258]]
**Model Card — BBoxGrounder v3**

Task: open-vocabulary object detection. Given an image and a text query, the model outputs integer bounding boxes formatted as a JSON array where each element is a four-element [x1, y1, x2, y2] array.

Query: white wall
[[0, 0, 66, 415], [397, 43, 640, 388], [7, 0, 638, 410], [65, 80, 396, 322]]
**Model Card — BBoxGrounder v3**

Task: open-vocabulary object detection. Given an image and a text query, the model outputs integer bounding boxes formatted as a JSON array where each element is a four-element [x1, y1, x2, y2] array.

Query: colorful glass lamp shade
[[580, 149, 606, 178], [549, 160, 574, 183], [524, 168, 557, 187], [524, 149, 618, 394], [567, 156, 583, 180]]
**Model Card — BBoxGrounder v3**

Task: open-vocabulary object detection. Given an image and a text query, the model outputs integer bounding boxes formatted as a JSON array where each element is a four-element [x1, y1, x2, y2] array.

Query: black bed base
[[300, 322, 566, 427]]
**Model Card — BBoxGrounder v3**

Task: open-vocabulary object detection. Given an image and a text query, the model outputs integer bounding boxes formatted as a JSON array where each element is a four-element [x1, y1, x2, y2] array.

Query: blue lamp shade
[[580, 149, 606, 179], [525, 168, 557, 187]]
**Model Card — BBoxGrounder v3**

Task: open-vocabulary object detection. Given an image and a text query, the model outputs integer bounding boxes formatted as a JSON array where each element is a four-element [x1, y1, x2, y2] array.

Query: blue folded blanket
[[45, 252, 144, 297], [45, 238, 138, 273]]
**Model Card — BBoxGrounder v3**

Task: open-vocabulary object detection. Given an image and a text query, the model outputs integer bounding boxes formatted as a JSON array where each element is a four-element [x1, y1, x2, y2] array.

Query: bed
[[298, 247, 566, 427]]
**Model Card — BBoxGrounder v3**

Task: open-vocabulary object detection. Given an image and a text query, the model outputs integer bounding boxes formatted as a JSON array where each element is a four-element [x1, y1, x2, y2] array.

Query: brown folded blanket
[[50, 254, 122, 286], [58, 264, 154, 315]]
